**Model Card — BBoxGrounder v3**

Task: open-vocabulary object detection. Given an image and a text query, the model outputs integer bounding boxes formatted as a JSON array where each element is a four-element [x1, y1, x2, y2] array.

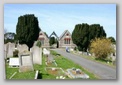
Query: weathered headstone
[[43, 48, 50, 63], [4, 44, 7, 59], [17, 44, 28, 53], [32, 46, 42, 65], [19, 51, 34, 72], [33, 41, 38, 46], [9, 58, 19, 67], [43, 48, 50, 55], [7, 42, 15, 58]]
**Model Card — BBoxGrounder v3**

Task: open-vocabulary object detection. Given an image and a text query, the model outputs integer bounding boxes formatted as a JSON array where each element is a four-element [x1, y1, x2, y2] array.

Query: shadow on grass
[[37, 73, 49, 79]]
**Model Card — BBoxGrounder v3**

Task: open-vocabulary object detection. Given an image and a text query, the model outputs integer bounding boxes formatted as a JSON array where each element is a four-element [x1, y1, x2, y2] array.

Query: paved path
[[52, 49, 116, 79]]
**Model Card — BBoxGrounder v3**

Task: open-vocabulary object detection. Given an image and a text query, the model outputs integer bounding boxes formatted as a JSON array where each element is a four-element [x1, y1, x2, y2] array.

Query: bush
[[74, 47, 78, 51], [90, 38, 115, 59], [36, 40, 41, 48], [13, 50, 19, 57]]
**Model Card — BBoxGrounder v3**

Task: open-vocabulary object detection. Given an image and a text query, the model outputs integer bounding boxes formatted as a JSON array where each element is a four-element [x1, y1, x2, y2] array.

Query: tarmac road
[[52, 49, 116, 79]]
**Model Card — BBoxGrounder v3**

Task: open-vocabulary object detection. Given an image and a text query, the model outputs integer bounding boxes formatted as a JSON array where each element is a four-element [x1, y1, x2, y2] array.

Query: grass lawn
[[5, 50, 99, 79], [71, 51, 116, 68], [5, 63, 35, 79], [50, 50, 99, 79], [33, 56, 56, 79], [5, 56, 56, 79]]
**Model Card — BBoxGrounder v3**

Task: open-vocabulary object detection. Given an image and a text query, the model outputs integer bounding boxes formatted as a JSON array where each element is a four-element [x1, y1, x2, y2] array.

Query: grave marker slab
[[4, 44, 7, 59], [9, 58, 19, 67], [19, 52, 34, 72], [17, 44, 28, 53], [32, 46, 42, 65], [7, 42, 15, 58], [66, 68, 89, 79], [43, 48, 50, 55]]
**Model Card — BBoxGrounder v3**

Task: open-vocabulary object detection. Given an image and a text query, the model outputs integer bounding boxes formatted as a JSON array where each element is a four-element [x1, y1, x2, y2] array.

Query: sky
[[4, 4, 116, 40]]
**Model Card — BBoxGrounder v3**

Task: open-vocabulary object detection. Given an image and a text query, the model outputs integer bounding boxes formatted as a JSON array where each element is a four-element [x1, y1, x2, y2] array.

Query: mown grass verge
[[71, 51, 116, 68], [50, 50, 99, 79], [5, 50, 100, 79], [5, 56, 56, 79], [5, 63, 35, 79]]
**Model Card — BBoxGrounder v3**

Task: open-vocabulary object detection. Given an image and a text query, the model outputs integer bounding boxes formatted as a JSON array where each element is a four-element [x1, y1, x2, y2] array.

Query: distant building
[[38, 31, 50, 48], [38, 30, 76, 48], [58, 30, 76, 48]]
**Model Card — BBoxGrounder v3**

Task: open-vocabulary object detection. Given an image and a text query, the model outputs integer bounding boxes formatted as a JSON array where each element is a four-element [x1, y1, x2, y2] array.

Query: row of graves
[[4, 42, 89, 79], [4, 42, 42, 67], [43, 48, 89, 79], [4, 42, 42, 79]]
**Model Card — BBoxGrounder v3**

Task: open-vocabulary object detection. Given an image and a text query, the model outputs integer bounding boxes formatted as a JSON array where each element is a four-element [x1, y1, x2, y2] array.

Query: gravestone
[[4, 44, 7, 59], [31, 46, 42, 65], [7, 42, 15, 58], [67, 68, 89, 79], [43, 48, 50, 63], [43, 48, 50, 55], [33, 41, 38, 46], [17, 44, 28, 53], [19, 51, 34, 72], [9, 58, 19, 67]]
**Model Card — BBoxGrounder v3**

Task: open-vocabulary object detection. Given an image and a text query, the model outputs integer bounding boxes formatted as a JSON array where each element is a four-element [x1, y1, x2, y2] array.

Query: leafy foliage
[[4, 32, 15, 44], [108, 36, 116, 44], [89, 24, 106, 40], [16, 14, 40, 50], [49, 37, 56, 46], [72, 23, 106, 51], [90, 38, 115, 59], [36, 40, 41, 48]]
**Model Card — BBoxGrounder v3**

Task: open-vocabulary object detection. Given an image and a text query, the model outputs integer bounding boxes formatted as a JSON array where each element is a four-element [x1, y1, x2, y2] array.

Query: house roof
[[39, 31, 49, 38], [49, 31, 59, 40], [59, 30, 71, 40]]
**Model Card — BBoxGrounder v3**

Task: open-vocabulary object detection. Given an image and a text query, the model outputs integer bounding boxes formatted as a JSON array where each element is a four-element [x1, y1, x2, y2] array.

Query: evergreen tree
[[108, 36, 116, 44], [16, 14, 40, 50], [4, 32, 15, 44], [72, 23, 106, 51], [49, 37, 56, 46], [89, 24, 106, 41]]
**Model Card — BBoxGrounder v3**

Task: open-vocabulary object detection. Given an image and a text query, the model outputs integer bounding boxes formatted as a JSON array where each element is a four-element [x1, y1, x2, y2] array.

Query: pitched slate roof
[[49, 31, 59, 40], [39, 31, 49, 39], [59, 30, 71, 40]]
